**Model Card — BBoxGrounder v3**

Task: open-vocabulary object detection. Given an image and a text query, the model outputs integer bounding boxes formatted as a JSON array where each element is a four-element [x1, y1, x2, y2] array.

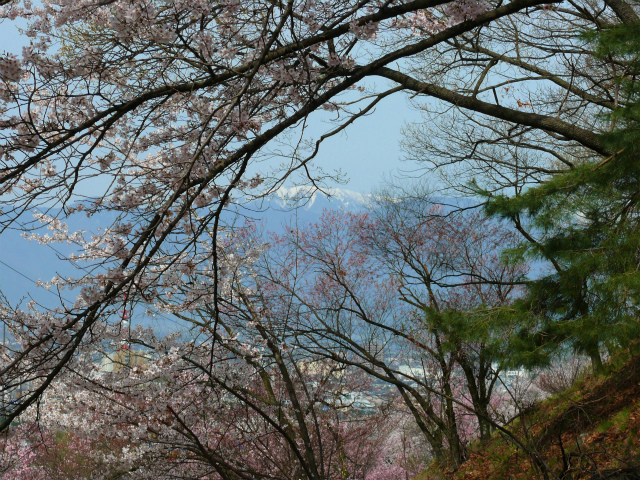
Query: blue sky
[[0, 15, 426, 316], [291, 92, 424, 192], [0, 16, 424, 195]]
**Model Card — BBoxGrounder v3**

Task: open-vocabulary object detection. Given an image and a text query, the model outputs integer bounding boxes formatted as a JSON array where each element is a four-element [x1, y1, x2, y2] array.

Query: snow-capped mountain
[[233, 186, 373, 231], [273, 186, 371, 211], [0, 188, 491, 337]]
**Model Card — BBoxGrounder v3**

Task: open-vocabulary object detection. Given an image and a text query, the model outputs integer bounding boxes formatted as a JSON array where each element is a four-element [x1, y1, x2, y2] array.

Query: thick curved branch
[[604, 0, 640, 25], [375, 66, 609, 155], [457, 41, 618, 110]]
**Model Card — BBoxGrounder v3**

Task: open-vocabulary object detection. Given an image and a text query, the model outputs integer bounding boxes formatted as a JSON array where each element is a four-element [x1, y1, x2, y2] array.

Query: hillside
[[420, 354, 640, 480]]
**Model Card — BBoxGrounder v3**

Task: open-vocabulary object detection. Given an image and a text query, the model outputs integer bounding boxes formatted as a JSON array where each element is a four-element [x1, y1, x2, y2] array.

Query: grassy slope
[[418, 354, 640, 480]]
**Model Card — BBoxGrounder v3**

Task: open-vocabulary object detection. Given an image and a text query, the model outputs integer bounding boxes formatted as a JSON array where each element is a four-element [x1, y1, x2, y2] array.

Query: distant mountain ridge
[[238, 186, 373, 231], [0, 187, 375, 333], [0, 188, 480, 335], [273, 186, 372, 211]]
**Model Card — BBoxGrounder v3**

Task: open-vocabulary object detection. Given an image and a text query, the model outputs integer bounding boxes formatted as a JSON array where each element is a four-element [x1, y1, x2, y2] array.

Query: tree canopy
[[1, 0, 639, 477]]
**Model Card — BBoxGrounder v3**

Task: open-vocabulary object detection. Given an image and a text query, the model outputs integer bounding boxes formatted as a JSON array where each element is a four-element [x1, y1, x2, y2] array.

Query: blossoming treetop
[[0, 0, 606, 432]]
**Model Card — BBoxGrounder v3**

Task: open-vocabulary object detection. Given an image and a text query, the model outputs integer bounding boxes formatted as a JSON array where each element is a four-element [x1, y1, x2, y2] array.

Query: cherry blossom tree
[[1, 222, 404, 479], [253, 190, 528, 468], [360, 184, 530, 441], [1, 314, 402, 479], [0, 422, 129, 480], [0, 0, 558, 432]]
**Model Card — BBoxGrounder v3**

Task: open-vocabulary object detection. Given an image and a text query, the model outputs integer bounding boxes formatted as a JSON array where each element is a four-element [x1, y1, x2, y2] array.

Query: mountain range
[[238, 186, 372, 229], [0, 188, 372, 334]]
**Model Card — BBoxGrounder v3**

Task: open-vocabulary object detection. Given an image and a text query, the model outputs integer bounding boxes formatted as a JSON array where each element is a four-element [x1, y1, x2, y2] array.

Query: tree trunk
[[588, 346, 604, 374]]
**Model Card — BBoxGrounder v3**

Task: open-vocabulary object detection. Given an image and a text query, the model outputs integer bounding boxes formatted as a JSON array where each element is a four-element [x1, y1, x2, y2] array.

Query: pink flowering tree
[[1, 223, 400, 479], [0, 422, 131, 480], [252, 186, 528, 469], [0, 0, 565, 431], [0, 424, 47, 480], [358, 185, 530, 442], [0, 199, 524, 478], [2, 324, 400, 479]]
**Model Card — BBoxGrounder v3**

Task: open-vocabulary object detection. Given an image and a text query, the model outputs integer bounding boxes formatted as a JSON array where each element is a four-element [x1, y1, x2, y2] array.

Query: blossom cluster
[[0, 54, 23, 83]]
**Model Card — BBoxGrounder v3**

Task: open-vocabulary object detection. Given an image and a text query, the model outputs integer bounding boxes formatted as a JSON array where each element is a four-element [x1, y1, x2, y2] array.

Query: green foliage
[[613, 407, 632, 431], [479, 8, 640, 369], [422, 305, 525, 363], [597, 418, 615, 433]]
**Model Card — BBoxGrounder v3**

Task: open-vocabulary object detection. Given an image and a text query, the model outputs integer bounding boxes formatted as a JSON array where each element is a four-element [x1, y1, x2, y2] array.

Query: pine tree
[[481, 10, 640, 371]]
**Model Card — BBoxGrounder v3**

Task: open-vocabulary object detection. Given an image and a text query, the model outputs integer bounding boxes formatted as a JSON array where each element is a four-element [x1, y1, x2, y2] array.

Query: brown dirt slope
[[420, 354, 640, 480]]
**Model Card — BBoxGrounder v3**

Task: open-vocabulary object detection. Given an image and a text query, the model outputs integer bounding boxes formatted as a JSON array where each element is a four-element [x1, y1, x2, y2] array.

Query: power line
[[4, 218, 188, 334], [0, 216, 97, 304], [0, 257, 73, 303]]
